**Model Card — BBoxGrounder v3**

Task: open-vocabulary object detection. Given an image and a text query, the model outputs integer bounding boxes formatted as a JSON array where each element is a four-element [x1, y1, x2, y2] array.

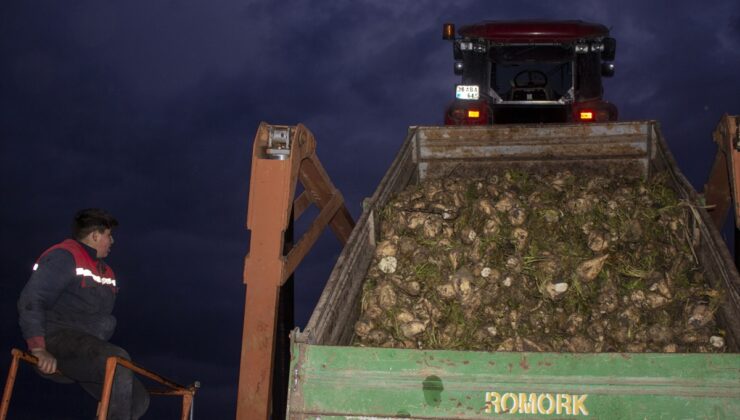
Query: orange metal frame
[[98, 356, 198, 420], [236, 123, 355, 419], [0, 348, 198, 420], [705, 114, 740, 229]]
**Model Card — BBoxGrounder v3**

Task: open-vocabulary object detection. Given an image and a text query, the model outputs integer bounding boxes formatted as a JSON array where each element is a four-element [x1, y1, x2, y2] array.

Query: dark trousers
[[46, 329, 149, 420]]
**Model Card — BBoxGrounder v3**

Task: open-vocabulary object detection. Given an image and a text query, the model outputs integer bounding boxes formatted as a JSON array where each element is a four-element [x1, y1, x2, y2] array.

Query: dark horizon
[[2, 1, 739, 418]]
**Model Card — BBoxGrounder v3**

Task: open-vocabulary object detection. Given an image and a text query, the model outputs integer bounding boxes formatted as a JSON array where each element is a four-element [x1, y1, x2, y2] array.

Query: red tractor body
[[443, 20, 618, 125]]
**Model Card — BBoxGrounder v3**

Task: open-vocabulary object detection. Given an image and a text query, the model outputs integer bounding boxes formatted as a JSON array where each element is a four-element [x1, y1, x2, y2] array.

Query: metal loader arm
[[704, 114, 740, 265], [236, 123, 355, 420]]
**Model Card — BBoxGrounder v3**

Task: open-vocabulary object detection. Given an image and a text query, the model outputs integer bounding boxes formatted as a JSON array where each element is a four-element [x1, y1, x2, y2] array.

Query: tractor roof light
[[591, 43, 605, 52], [575, 43, 589, 53], [459, 42, 486, 53]]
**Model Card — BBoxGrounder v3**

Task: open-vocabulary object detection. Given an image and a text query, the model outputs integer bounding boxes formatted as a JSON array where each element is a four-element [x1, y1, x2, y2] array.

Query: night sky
[[1, 1, 739, 418]]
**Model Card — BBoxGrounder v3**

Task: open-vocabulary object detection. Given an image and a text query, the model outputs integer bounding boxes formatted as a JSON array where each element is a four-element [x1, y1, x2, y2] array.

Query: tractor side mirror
[[602, 37, 616, 61], [453, 41, 462, 60], [601, 62, 615, 78]]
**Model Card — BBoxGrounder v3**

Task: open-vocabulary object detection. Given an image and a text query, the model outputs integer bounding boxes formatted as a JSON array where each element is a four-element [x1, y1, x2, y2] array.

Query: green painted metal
[[288, 342, 740, 419]]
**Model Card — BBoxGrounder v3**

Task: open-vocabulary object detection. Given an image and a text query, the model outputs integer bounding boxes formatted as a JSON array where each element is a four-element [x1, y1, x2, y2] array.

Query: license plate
[[456, 85, 479, 100]]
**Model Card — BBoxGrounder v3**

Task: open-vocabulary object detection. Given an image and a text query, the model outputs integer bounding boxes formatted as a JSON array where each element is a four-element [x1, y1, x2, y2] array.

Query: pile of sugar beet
[[353, 169, 727, 353]]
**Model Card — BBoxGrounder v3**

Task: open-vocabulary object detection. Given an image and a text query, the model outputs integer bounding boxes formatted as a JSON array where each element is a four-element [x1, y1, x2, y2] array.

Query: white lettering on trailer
[[485, 391, 588, 416]]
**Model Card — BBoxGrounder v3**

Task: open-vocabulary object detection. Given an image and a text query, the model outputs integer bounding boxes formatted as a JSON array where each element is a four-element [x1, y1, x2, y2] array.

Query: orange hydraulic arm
[[237, 123, 355, 420], [704, 114, 740, 230], [704, 114, 740, 266]]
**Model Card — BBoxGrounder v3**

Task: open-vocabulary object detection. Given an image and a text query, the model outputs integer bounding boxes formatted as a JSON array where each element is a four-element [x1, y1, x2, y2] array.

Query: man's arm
[[17, 249, 75, 373]]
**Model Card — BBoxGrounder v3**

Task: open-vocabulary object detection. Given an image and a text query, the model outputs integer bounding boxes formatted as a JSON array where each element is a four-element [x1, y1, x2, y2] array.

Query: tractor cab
[[443, 20, 618, 125]]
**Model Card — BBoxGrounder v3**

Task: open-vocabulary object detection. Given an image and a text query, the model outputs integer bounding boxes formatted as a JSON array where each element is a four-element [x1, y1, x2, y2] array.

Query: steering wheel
[[513, 70, 548, 88]]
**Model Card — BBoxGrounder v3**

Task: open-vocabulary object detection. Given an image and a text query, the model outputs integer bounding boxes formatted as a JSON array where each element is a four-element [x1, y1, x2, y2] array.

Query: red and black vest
[[34, 239, 117, 290]]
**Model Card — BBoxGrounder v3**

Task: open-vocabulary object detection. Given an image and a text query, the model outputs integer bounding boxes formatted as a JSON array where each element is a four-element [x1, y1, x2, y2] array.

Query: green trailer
[[287, 121, 740, 419]]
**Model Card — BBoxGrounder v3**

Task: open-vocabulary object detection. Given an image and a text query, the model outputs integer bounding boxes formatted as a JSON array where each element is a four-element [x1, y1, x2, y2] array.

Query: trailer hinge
[[266, 126, 291, 160]]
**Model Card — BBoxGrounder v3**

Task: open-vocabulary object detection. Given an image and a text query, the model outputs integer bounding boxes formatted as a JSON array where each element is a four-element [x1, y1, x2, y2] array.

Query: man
[[18, 208, 149, 419]]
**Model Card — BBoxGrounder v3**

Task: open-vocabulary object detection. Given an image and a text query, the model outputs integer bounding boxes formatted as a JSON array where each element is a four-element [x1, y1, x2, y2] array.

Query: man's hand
[[30, 348, 57, 374]]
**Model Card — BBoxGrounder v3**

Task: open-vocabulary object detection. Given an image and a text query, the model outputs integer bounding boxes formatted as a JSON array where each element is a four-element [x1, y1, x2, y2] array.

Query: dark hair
[[73, 208, 119, 240]]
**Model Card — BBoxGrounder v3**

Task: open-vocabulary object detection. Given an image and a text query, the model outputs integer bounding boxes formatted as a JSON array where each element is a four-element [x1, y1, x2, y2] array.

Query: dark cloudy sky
[[1, 1, 739, 418]]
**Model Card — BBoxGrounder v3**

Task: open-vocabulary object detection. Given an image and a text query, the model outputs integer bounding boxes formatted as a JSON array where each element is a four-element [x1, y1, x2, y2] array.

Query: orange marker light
[[468, 110, 480, 118], [443, 23, 455, 40], [579, 111, 594, 121]]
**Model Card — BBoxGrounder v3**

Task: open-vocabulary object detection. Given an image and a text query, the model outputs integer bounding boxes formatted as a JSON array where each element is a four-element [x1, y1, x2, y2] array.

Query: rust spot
[[508, 363, 513, 373], [463, 360, 470, 365], [321, 364, 327, 369], [457, 402, 463, 408], [620, 353, 632, 360], [519, 357, 529, 370], [466, 396, 471, 400], [488, 361, 496, 366]]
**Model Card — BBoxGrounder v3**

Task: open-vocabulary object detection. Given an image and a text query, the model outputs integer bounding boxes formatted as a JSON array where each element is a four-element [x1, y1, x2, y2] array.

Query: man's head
[[73, 208, 118, 258]]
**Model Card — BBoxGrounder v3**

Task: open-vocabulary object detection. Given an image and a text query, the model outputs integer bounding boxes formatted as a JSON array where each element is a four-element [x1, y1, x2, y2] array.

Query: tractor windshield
[[489, 45, 573, 102]]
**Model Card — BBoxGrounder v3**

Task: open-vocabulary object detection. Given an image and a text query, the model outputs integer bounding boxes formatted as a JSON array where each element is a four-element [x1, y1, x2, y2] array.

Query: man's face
[[91, 229, 114, 258]]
